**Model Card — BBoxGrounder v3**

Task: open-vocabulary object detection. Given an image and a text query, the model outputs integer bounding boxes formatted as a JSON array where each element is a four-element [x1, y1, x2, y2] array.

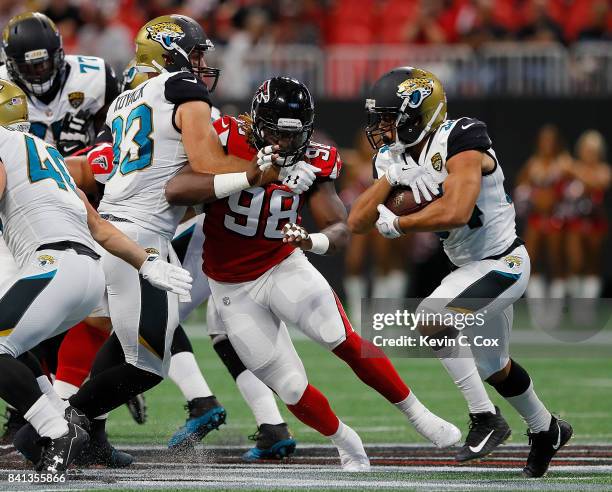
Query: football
[[384, 186, 439, 216]]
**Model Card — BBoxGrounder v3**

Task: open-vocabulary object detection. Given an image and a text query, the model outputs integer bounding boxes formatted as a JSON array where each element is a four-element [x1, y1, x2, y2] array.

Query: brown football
[[384, 186, 439, 216]]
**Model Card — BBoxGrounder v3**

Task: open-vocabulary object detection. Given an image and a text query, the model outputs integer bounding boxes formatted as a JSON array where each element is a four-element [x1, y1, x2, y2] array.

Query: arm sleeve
[[446, 118, 492, 161], [103, 62, 120, 107], [94, 125, 112, 145], [164, 72, 212, 106]]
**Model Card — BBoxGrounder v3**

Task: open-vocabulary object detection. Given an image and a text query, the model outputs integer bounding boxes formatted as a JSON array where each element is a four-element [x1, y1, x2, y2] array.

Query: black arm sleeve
[[164, 72, 212, 106], [446, 118, 492, 161], [94, 125, 112, 145], [103, 62, 120, 107]]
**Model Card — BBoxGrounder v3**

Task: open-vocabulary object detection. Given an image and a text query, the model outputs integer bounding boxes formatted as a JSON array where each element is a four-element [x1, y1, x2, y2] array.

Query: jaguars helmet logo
[[503, 255, 522, 270], [38, 255, 55, 267], [68, 91, 84, 109], [431, 152, 443, 172], [146, 22, 185, 51], [397, 78, 434, 109]]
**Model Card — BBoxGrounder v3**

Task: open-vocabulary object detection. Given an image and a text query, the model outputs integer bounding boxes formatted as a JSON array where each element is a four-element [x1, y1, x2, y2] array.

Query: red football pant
[[332, 294, 410, 404], [287, 384, 340, 436], [55, 322, 109, 387]]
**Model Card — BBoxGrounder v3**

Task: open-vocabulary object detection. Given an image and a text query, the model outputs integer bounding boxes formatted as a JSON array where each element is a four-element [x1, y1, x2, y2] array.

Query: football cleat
[[36, 422, 89, 474], [126, 393, 147, 425], [410, 408, 462, 448], [455, 406, 511, 462], [330, 423, 370, 472], [1, 406, 26, 444], [73, 435, 134, 468], [523, 417, 573, 478], [242, 423, 297, 462], [168, 396, 226, 450]]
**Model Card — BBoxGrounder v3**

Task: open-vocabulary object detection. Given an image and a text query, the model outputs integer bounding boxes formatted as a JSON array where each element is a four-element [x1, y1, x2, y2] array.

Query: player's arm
[[347, 175, 393, 234], [283, 180, 350, 255], [78, 189, 192, 294], [395, 150, 482, 233], [93, 62, 120, 132], [65, 155, 97, 194]]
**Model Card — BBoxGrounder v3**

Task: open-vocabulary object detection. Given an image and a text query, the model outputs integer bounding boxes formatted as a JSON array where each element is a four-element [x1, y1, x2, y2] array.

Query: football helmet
[[2, 12, 65, 97], [251, 77, 314, 167], [365, 67, 447, 150], [134, 15, 220, 92], [0, 78, 30, 131], [121, 59, 148, 92]]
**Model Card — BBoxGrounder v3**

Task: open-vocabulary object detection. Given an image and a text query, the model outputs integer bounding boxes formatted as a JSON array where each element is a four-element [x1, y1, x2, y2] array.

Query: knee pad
[[487, 359, 531, 397], [274, 371, 308, 406], [212, 336, 247, 380]]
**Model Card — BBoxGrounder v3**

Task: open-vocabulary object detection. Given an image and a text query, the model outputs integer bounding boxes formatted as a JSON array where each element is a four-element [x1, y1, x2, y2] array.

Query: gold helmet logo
[[397, 78, 434, 109], [145, 22, 185, 51]]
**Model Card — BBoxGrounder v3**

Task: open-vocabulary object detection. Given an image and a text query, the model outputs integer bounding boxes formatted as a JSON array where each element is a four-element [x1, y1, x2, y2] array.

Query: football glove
[[256, 145, 285, 170], [282, 222, 309, 242], [376, 204, 403, 239], [139, 255, 193, 296], [278, 161, 321, 195], [57, 110, 91, 156], [385, 162, 439, 204]]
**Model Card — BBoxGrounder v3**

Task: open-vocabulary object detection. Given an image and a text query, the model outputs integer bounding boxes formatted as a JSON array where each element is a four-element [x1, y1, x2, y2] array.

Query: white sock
[[24, 395, 68, 439], [329, 419, 346, 440], [394, 391, 426, 422], [526, 275, 546, 298], [37, 376, 68, 413], [168, 352, 213, 401], [345, 275, 365, 320], [549, 279, 566, 299], [53, 379, 80, 400], [583, 276, 602, 298], [386, 270, 408, 298], [440, 358, 495, 414], [236, 370, 284, 426], [505, 381, 552, 433]]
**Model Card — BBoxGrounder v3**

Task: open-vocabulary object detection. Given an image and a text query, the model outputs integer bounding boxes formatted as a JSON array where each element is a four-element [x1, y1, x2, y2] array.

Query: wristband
[[393, 217, 405, 236], [308, 233, 330, 255], [213, 172, 250, 198]]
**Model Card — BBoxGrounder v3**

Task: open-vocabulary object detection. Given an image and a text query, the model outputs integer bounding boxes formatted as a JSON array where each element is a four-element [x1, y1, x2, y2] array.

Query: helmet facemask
[[188, 45, 219, 92], [6, 47, 65, 96]]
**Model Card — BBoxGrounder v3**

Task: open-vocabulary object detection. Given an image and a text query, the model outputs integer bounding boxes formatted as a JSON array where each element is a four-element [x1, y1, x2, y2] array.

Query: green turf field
[[103, 330, 612, 447]]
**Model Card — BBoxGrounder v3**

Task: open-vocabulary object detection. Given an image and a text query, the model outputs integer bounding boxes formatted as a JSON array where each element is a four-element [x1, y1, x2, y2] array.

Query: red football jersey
[[203, 116, 341, 283]]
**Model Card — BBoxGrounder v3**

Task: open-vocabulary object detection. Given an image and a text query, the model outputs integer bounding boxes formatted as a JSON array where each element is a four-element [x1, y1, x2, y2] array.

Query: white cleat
[[330, 422, 371, 471], [412, 408, 462, 448]]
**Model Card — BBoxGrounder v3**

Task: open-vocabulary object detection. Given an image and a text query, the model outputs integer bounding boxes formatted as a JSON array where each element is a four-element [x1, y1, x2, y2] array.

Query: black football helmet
[[365, 67, 447, 150], [2, 12, 65, 97], [251, 77, 314, 167], [136, 15, 220, 92]]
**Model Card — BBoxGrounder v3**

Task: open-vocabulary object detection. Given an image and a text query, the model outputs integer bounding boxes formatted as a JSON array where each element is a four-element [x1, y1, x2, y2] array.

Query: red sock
[[55, 322, 109, 387], [286, 384, 340, 436], [333, 331, 410, 404]]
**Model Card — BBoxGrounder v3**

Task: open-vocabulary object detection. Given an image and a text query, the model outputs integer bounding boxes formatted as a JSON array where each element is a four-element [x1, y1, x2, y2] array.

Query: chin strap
[[399, 101, 446, 149]]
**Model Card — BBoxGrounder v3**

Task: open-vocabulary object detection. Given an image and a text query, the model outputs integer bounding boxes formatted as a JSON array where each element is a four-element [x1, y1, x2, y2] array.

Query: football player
[[164, 76, 461, 470], [348, 66, 573, 477], [0, 11, 121, 443], [0, 79, 191, 473]]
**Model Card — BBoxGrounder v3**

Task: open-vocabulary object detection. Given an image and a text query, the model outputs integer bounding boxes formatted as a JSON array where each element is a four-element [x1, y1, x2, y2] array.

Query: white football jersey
[[0, 127, 95, 267], [0, 55, 108, 146], [374, 117, 517, 266], [98, 71, 211, 240]]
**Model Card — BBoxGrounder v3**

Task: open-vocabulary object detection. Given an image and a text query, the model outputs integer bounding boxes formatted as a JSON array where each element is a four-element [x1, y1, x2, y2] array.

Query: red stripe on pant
[[332, 292, 410, 404], [55, 322, 109, 387]]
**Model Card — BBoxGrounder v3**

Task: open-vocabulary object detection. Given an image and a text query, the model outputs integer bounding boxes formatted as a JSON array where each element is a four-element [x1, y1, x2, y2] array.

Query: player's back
[[203, 116, 341, 283], [99, 71, 200, 239], [0, 126, 94, 266]]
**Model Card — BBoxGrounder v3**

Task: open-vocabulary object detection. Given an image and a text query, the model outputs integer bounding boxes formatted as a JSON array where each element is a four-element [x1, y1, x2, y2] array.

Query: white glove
[[376, 204, 402, 239], [256, 145, 285, 170], [139, 255, 193, 296], [278, 161, 321, 194], [282, 222, 309, 241], [386, 162, 439, 204]]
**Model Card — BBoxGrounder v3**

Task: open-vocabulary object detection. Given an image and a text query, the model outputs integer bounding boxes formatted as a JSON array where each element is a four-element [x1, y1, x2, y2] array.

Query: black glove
[[57, 110, 91, 156]]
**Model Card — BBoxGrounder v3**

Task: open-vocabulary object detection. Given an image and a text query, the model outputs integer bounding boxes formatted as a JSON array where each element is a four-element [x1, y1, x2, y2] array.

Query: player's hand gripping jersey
[[98, 71, 211, 239], [374, 117, 518, 266], [203, 116, 341, 282]]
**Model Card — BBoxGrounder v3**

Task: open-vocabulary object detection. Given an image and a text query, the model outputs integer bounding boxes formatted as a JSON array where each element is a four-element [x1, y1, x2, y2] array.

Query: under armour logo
[[49, 454, 64, 472], [285, 175, 299, 186]]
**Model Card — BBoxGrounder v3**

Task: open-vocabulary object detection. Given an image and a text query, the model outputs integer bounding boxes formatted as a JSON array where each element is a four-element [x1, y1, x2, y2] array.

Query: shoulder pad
[[164, 72, 211, 106], [213, 116, 253, 159], [305, 142, 341, 180], [446, 117, 491, 160]]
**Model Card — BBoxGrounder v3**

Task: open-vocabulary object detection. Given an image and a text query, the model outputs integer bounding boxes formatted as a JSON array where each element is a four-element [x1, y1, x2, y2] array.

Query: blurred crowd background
[[1, 0, 610, 322]]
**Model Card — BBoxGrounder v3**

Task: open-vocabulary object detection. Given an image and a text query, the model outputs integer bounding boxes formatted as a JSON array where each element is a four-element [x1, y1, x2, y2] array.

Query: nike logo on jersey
[[220, 119, 230, 129], [552, 423, 562, 450], [461, 122, 476, 130], [62, 144, 79, 153], [468, 429, 495, 453], [184, 77, 198, 84]]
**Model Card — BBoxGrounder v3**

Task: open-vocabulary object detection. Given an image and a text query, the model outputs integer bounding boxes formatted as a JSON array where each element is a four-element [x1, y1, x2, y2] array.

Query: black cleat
[[36, 423, 89, 474], [242, 423, 297, 461], [74, 434, 134, 468], [523, 417, 573, 478], [126, 394, 147, 425], [1, 407, 26, 444], [455, 406, 511, 462]]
